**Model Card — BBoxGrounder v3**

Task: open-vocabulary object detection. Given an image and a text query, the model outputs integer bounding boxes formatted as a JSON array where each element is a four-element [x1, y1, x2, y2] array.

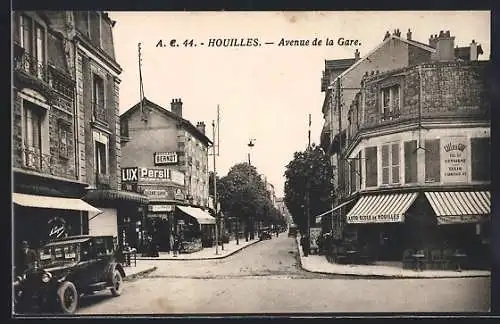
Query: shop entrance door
[[378, 223, 404, 261]]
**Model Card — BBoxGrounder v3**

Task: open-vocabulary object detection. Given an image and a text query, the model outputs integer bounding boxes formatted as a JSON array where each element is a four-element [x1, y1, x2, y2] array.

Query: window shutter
[[404, 140, 417, 183], [471, 137, 490, 181], [391, 143, 400, 183], [425, 139, 440, 182], [365, 147, 378, 187], [381, 145, 389, 184]]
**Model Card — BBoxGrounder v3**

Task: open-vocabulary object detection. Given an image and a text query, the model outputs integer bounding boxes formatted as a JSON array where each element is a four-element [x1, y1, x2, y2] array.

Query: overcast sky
[[109, 11, 490, 197]]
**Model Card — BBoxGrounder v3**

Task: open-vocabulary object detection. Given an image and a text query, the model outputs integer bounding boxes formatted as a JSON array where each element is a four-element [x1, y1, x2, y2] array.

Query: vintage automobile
[[13, 235, 126, 314], [259, 230, 272, 241]]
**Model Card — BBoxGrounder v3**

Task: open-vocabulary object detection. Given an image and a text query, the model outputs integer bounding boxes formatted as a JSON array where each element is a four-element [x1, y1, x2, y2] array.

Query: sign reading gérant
[[154, 152, 178, 165]]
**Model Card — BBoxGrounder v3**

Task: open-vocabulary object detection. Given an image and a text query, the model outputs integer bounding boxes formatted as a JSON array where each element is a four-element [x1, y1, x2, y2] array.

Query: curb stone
[[136, 239, 261, 261], [123, 266, 157, 281], [295, 236, 490, 279]]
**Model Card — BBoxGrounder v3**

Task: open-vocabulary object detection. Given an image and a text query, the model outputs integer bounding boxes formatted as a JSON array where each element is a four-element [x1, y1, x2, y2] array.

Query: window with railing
[[381, 85, 400, 120], [92, 74, 106, 122], [17, 14, 47, 82], [22, 100, 52, 172]]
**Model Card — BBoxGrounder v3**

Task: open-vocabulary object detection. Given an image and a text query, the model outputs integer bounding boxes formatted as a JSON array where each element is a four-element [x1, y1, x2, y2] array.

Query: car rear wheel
[[57, 281, 78, 314], [110, 269, 123, 296]]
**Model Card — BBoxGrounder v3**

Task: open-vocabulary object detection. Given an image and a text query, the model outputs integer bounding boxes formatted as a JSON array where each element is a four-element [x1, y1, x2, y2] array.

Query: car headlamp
[[41, 272, 52, 283]]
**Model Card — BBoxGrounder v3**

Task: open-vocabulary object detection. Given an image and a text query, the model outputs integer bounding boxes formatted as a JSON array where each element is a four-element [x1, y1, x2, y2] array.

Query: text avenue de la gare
[[156, 37, 361, 48]]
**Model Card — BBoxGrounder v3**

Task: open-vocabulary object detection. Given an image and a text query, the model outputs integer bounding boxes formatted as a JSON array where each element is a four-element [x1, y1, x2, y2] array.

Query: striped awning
[[13, 193, 102, 215], [346, 193, 418, 224], [177, 206, 216, 225], [424, 191, 490, 225], [315, 198, 356, 224]]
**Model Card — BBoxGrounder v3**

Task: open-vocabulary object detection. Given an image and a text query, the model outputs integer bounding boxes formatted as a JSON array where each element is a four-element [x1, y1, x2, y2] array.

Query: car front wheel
[[56, 281, 78, 314], [110, 269, 123, 297]]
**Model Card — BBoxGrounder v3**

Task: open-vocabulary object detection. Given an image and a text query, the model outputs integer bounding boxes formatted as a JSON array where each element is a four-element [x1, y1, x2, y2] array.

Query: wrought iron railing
[[21, 147, 54, 174], [92, 102, 108, 123], [18, 147, 75, 179], [14, 49, 49, 83]]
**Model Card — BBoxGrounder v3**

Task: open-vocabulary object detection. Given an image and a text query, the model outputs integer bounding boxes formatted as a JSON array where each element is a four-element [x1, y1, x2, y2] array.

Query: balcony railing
[[92, 102, 108, 123], [22, 147, 53, 174], [18, 147, 76, 179], [381, 109, 401, 121], [14, 49, 49, 83]]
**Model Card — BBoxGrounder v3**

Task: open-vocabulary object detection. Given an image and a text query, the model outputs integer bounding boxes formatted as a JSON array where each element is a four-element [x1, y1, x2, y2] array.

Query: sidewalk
[[296, 236, 491, 279], [137, 237, 260, 261], [122, 262, 157, 281]]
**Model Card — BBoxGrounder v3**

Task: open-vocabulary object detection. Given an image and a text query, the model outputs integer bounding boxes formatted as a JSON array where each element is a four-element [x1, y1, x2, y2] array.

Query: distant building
[[120, 97, 214, 251], [276, 197, 293, 225]]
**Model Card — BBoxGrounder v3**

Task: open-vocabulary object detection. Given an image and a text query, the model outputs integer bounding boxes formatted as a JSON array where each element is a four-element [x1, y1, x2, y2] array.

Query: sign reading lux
[[441, 136, 468, 183]]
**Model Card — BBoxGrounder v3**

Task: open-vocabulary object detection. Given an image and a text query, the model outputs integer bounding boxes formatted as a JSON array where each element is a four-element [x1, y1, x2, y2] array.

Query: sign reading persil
[[154, 152, 178, 165], [140, 167, 171, 180]]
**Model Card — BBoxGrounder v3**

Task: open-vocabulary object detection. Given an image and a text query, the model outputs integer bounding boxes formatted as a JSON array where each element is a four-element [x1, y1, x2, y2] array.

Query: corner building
[[341, 38, 490, 269]]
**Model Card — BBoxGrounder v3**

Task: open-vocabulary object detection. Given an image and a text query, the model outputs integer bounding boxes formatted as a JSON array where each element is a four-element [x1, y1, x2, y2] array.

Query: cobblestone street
[[76, 235, 490, 314]]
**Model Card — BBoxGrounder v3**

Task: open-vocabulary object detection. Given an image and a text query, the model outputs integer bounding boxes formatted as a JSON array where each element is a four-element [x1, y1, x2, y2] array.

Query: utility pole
[[306, 114, 311, 255], [212, 120, 219, 255], [336, 79, 343, 235]]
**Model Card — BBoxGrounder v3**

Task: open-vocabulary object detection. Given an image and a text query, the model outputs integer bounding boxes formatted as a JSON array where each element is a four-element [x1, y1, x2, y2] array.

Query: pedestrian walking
[[172, 235, 180, 257], [17, 241, 38, 275]]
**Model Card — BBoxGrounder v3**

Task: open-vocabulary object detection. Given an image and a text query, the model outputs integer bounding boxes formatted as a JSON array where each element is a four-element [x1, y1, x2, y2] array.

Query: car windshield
[[39, 243, 80, 268]]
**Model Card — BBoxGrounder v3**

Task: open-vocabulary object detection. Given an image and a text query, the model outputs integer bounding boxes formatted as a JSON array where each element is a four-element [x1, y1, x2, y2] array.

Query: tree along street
[[76, 235, 490, 314]]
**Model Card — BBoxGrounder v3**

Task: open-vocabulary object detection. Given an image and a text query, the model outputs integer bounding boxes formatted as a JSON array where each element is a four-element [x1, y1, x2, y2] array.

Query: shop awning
[[424, 191, 490, 225], [346, 193, 418, 224], [13, 193, 102, 214], [83, 189, 149, 205], [177, 206, 216, 225], [315, 198, 356, 223]]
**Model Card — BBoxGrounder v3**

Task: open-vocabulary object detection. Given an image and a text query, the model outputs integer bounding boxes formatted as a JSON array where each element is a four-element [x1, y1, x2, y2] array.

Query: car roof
[[43, 235, 114, 247], [44, 237, 91, 247]]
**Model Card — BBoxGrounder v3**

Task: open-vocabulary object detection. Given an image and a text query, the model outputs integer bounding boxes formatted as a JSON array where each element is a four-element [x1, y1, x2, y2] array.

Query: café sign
[[143, 189, 168, 200], [154, 152, 178, 165], [441, 136, 468, 183], [346, 213, 403, 224]]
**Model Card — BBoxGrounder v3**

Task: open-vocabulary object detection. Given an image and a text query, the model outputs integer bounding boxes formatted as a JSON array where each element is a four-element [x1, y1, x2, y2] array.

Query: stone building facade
[[324, 30, 490, 269], [120, 97, 213, 251], [12, 11, 147, 255]]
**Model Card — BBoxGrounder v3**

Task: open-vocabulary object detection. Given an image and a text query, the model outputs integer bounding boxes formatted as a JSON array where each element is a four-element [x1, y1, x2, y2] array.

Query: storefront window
[[425, 139, 440, 182], [404, 140, 417, 183], [471, 137, 490, 182]]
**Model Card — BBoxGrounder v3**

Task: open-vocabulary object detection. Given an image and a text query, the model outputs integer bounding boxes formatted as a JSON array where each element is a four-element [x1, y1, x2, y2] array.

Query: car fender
[[108, 262, 126, 280]]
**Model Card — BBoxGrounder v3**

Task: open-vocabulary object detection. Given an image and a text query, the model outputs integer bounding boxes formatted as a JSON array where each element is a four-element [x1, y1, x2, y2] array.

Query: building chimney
[[171, 98, 183, 117], [429, 34, 438, 48], [406, 28, 412, 40], [196, 122, 206, 134], [470, 39, 478, 61], [354, 49, 360, 61], [431, 30, 455, 62]]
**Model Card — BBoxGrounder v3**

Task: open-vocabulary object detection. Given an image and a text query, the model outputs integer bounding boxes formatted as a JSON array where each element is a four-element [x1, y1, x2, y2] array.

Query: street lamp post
[[247, 139, 255, 241]]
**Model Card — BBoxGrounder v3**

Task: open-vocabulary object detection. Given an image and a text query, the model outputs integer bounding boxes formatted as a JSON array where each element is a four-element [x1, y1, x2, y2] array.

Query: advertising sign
[[154, 152, 178, 165], [346, 213, 403, 223], [174, 188, 185, 201], [121, 167, 139, 182], [143, 189, 169, 200], [309, 227, 322, 249], [48, 217, 68, 239], [170, 169, 185, 186], [441, 136, 468, 183], [139, 167, 171, 181], [148, 205, 174, 212]]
